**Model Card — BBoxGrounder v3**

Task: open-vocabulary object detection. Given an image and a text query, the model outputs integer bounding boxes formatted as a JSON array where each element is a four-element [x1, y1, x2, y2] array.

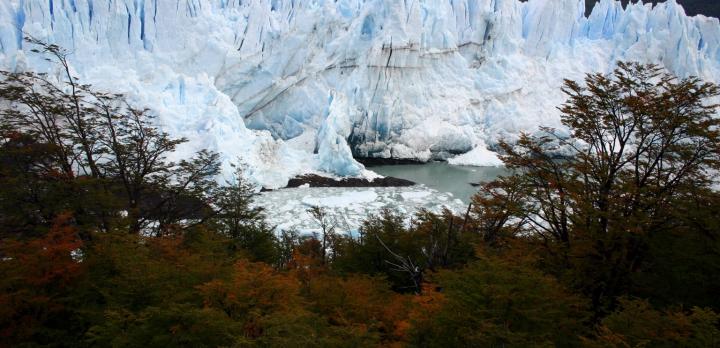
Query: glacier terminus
[[1, 0, 719, 189]]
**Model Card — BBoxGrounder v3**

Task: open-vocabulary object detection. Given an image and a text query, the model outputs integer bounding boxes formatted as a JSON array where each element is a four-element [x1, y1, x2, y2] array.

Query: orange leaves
[[2, 212, 83, 289], [306, 274, 410, 339], [0, 212, 84, 345], [198, 260, 305, 339], [198, 256, 417, 345], [586, 298, 720, 348], [286, 238, 326, 284], [229, 260, 302, 313], [406, 281, 445, 334]]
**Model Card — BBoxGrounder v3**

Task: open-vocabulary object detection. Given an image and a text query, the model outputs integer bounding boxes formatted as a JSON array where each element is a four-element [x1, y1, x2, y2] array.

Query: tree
[[94, 98, 221, 235], [471, 176, 526, 247], [471, 62, 720, 316], [0, 213, 85, 346], [629, 188, 720, 310], [274, 230, 301, 269], [0, 129, 118, 239], [198, 260, 305, 338], [332, 208, 478, 294], [0, 38, 224, 235], [411, 208, 476, 270], [79, 227, 241, 347], [307, 205, 338, 265], [586, 298, 720, 348], [303, 274, 411, 345], [411, 250, 589, 348], [332, 209, 426, 292], [211, 165, 277, 263]]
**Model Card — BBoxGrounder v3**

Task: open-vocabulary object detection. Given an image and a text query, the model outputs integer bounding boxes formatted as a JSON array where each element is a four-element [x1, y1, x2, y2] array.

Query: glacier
[[1, 0, 719, 188]]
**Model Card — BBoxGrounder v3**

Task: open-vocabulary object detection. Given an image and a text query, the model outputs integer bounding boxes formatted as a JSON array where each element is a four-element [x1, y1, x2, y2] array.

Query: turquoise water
[[370, 162, 508, 204]]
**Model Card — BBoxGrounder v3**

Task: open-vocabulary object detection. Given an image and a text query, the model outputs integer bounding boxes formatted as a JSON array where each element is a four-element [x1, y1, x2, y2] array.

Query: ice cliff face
[[1, 0, 719, 188]]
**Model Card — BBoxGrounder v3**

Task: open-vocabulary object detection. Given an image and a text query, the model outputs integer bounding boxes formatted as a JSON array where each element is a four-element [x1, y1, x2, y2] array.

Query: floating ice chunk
[[448, 144, 504, 167], [400, 191, 432, 200], [302, 189, 379, 208]]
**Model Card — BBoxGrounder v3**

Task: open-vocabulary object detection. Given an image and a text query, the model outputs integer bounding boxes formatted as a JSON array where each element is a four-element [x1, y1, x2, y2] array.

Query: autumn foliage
[[0, 213, 83, 345]]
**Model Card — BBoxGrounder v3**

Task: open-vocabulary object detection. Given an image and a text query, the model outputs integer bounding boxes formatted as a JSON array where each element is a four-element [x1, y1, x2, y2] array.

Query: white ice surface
[[253, 186, 465, 234], [301, 190, 379, 209]]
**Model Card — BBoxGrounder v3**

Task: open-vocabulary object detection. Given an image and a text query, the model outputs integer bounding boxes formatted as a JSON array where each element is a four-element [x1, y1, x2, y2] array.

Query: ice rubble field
[[252, 185, 465, 233], [2, 0, 720, 189]]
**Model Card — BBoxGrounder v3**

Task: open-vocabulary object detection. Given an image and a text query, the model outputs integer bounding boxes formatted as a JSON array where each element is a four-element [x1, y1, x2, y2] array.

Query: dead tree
[[376, 235, 424, 294]]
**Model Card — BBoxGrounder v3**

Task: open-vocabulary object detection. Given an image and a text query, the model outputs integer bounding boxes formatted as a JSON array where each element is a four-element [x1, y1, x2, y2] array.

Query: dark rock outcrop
[[285, 174, 415, 188], [354, 157, 427, 167]]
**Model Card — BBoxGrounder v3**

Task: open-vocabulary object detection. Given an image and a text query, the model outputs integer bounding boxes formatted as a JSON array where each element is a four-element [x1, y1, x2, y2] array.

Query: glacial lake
[[254, 163, 508, 233], [370, 162, 508, 204]]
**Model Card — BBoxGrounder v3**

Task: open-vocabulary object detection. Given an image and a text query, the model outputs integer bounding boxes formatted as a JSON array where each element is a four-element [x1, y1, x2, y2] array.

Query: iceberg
[[1, 0, 718, 186]]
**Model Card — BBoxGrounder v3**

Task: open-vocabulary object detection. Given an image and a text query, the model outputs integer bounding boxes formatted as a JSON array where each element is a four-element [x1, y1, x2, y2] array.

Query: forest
[[1, 40, 720, 347]]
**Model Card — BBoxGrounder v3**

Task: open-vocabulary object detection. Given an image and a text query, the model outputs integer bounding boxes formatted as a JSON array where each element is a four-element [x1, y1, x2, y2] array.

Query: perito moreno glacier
[[1, 0, 719, 188]]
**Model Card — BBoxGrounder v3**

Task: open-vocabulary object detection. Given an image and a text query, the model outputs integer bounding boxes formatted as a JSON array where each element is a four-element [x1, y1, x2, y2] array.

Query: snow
[[253, 186, 466, 234], [0, 0, 719, 187]]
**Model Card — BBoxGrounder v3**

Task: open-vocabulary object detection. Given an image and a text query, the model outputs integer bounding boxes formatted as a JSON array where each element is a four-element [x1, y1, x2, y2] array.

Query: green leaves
[[590, 298, 720, 348], [412, 253, 589, 348]]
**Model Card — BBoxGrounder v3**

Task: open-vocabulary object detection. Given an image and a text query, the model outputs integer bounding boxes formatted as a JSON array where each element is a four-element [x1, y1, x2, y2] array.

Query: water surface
[[370, 162, 507, 203]]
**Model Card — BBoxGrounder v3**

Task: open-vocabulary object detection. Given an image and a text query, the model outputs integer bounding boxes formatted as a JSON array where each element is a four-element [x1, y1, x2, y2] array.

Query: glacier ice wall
[[1, 0, 719, 188]]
